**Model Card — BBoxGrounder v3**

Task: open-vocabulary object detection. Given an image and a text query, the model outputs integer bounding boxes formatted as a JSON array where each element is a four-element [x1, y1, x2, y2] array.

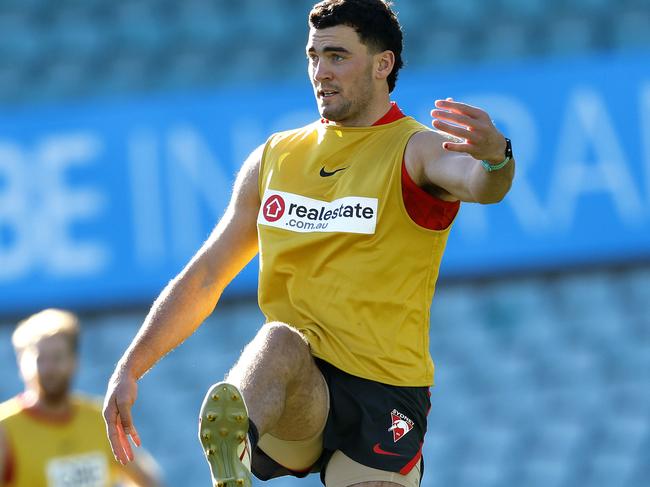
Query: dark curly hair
[[309, 0, 404, 93]]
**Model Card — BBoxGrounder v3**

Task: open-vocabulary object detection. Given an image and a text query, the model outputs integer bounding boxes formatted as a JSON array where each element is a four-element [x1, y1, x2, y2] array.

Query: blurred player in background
[[0, 309, 162, 487], [104, 1, 514, 487]]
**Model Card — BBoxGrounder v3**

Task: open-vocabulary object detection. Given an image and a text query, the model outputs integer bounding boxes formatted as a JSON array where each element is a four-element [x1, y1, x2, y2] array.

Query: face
[[307, 25, 377, 125], [19, 334, 76, 404]]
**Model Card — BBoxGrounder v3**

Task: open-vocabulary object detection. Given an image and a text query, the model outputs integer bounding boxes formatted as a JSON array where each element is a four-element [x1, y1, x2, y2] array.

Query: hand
[[103, 367, 142, 465], [431, 98, 506, 164]]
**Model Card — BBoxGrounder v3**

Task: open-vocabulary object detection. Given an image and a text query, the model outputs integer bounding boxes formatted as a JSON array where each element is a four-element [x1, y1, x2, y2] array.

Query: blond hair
[[12, 309, 80, 356]]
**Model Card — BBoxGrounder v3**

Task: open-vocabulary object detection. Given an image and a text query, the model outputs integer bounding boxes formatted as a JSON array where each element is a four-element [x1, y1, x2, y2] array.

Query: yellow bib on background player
[[0, 395, 120, 487], [257, 116, 455, 387]]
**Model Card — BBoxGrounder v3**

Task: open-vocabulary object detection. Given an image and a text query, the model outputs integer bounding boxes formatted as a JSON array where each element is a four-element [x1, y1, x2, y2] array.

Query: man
[[103, 1, 515, 487], [0, 309, 162, 487]]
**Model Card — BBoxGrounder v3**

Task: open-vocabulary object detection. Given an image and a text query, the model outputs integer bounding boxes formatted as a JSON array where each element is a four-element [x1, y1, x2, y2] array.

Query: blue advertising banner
[[1, 53, 649, 313]]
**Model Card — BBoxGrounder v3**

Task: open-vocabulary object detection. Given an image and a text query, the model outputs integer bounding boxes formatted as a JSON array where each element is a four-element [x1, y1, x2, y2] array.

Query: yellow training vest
[[257, 116, 455, 386], [0, 395, 121, 487]]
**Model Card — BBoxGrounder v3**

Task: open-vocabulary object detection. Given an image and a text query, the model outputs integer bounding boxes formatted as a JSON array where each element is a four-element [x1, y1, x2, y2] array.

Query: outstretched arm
[[103, 144, 264, 465], [405, 98, 515, 204]]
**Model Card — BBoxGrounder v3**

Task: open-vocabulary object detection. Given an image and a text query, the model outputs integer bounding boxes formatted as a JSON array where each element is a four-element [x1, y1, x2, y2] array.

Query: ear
[[375, 50, 395, 81]]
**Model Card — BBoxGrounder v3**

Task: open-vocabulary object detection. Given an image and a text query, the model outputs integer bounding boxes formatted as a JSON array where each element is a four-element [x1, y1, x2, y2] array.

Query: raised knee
[[261, 322, 310, 358], [263, 322, 307, 345]]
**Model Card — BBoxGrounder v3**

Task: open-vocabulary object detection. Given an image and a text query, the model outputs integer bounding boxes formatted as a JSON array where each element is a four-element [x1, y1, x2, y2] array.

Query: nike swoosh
[[320, 166, 348, 177], [372, 443, 402, 457]]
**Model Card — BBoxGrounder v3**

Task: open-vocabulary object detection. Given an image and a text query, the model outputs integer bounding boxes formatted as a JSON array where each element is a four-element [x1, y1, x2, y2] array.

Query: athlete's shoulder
[[398, 115, 429, 131], [0, 396, 24, 422], [408, 124, 464, 153], [266, 120, 322, 148]]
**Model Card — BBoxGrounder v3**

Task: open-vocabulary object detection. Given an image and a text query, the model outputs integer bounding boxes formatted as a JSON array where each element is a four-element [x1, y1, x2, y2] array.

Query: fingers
[[434, 98, 486, 120], [128, 425, 142, 448], [104, 395, 140, 465], [432, 119, 472, 141], [104, 402, 130, 465], [431, 99, 487, 146], [441, 141, 475, 154], [431, 107, 480, 155], [431, 108, 474, 128], [432, 97, 502, 159], [116, 397, 139, 445], [117, 420, 135, 463]]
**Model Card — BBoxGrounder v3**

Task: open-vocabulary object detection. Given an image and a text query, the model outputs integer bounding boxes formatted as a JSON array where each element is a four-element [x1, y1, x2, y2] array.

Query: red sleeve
[[401, 161, 459, 230]]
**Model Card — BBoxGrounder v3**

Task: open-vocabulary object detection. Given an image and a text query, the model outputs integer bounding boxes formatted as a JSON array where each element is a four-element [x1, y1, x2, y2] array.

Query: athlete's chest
[[265, 131, 399, 200], [258, 135, 404, 236]]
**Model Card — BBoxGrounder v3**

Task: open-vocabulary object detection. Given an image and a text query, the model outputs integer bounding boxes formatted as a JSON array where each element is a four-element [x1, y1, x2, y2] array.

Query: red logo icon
[[372, 443, 402, 457], [388, 410, 414, 443], [263, 195, 285, 222]]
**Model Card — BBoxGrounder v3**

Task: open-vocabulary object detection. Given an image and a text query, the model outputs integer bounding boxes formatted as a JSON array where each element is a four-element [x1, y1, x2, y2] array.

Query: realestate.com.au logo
[[263, 195, 286, 222], [258, 190, 378, 234]]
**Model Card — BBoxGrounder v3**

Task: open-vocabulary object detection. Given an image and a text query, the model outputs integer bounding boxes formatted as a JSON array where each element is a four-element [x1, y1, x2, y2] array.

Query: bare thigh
[[268, 349, 328, 440], [226, 322, 329, 441]]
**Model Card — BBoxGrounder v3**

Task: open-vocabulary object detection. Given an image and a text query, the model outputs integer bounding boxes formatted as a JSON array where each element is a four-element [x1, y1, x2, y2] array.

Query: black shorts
[[251, 357, 430, 484]]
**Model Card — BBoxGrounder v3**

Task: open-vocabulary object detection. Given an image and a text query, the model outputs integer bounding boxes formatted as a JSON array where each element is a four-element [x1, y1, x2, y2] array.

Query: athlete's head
[[307, 0, 404, 124], [12, 309, 80, 404]]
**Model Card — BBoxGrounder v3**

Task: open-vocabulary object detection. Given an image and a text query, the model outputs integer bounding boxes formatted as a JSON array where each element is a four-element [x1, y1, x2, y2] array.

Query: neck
[[330, 98, 393, 127], [23, 389, 73, 417]]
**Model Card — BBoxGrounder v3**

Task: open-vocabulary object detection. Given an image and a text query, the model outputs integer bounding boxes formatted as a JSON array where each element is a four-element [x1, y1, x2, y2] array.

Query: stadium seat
[[488, 352, 534, 393], [392, 2, 436, 36], [621, 267, 650, 311], [27, 56, 92, 103], [171, 0, 236, 49], [519, 459, 568, 487], [408, 29, 472, 67], [553, 272, 623, 318], [477, 21, 535, 62], [431, 285, 483, 327], [543, 15, 597, 56], [113, 11, 168, 57], [153, 45, 216, 91], [1, 0, 42, 7], [0, 11, 42, 64], [0, 61, 29, 105], [482, 278, 558, 321], [613, 8, 650, 49], [562, 0, 615, 15], [588, 453, 638, 487], [496, 0, 549, 20], [45, 10, 110, 61], [431, 0, 489, 27], [245, 2, 296, 41], [91, 49, 156, 97]]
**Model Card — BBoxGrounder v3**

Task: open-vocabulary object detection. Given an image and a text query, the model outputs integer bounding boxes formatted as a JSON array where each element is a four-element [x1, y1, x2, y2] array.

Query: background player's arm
[[103, 144, 264, 465], [405, 98, 514, 204]]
